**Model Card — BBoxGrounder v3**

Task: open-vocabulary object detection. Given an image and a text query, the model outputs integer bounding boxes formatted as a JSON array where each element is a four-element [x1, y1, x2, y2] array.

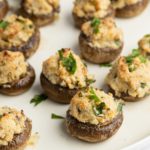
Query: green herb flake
[[117, 103, 124, 112], [139, 55, 147, 63], [141, 83, 147, 89], [30, 94, 48, 106], [125, 49, 147, 66], [58, 50, 77, 74], [144, 34, 150, 38], [115, 40, 121, 46], [0, 114, 3, 119], [86, 78, 95, 85], [91, 18, 101, 34], [93, 102, 106, 116], [89, 87, 100, 102], [99, 63, 112, 67], [51, 113, 64, 119], [0, 21, 9, 29]]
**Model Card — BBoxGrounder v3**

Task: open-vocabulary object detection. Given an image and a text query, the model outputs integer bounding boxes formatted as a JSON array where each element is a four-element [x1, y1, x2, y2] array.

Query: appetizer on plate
[[40, 48, 94, 104], [0, 15, 40, 59], [0, 50, 35, 96], [111, 0, 149, 18], [0, 107, 32, 150], [0, 0, 8, 20], [72, 0, 115, 28], [21, 0, 60, 27], [138, 34, 150, 56], [65, 87, 123, 142], [106, 49, 150, 101], [79, 17, 123, 64]]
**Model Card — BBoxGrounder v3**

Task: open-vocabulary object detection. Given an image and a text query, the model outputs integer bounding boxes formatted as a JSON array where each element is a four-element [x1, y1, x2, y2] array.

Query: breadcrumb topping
[[69, 88, 122, 125], [0, 107, 27, 146], [0, 51, 27, 85], [106, 55, 150, 98], [0, 15, 35, 48], [81, 18, 123, 49], [112, 0, 142, 9], [42, 48, 94, 89], [73, 0, 111, 18], [24, 0, 59, 15]]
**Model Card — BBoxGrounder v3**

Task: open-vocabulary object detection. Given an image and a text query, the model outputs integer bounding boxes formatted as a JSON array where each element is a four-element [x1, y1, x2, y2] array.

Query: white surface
[[1, 0, 150, 150]]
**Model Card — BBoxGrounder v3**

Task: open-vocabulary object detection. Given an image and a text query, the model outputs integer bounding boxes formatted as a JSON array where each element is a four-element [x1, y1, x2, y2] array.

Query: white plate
[[1, 1, 150, 150]]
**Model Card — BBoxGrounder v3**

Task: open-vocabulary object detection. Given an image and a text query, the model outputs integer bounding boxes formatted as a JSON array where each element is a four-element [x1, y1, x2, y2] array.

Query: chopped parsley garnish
[[126, 49, 147, 64], [99, 63, 112, 67], [138, 55, 147, 63], [0, 20, 9, 29], [86, 78, 95, 85], [144, 34, 150, 38], [89, 87, 100, 102], [117, 103, 124, 112], [0, 114, 3, 119], [58, 50, 77, 74], [51, 113, 64, 119], [115, 40, 121, 46], [141, 83, 147, 88], [93, 102, 105, 116], [30, 94, 48, 106], [91, 18, 101, 34]]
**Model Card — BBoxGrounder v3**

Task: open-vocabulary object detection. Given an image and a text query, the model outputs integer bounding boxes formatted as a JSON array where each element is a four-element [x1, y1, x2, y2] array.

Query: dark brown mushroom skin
[[0, 119, 32, 150], [0, 65, 35, 96], [40, 73, 84, 104], [108, 85, 146, 102], [79, 33, 123, 64], [112, 0, 149, 18], [66, 110, 123, 143], [0, 27, 40, 59], [0, 0, 8, 20], [73, 6, 115, 29], [20, 0, 60, 27]]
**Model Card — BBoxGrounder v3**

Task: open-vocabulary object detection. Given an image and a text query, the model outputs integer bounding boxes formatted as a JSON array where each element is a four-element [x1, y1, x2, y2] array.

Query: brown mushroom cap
[[0, 0, 8, 20], [73, 6, 115, 29], [114, 0, 149, 18], [20, 0, 60, 27], [0, 119, 32, 150], [0, 27, 40, 59], [79, 33, 123, 64], [40, 73, 81, 104], [66, 110, 123, 143], [0, 64, 35, 96]]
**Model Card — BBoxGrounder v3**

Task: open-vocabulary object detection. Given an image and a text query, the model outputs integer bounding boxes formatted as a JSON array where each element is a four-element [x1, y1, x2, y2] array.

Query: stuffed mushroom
[[111, 0, 149, 18], [0, 50, 35, 96], [73, 0, 115, 28], [0, 107, 32, 150], [138, 34, 150, 57], [21, 0, 60, 27], [106, 49, 150, 101], [0, 15, 40, 59], [40, 48, 95, 104], [0, 0, 8, 20], [66, 87, 123, 142], [79, 17, 123, 64]]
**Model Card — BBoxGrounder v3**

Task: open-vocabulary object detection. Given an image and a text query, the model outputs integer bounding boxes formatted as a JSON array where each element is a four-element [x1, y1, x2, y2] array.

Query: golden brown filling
[[24, 0, 59, 15], [81, 17, 123, 49], [73, 0, 111, 18], [42, 48, 94, 89], [0, 15, 35, 48], [138, 34, 150, 55], [106, 49, 150, 98], [0, 51, 27, 85], [111, 0, 142, 9], [0, 107, 27, 146], [69, 87, 122, 125]]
